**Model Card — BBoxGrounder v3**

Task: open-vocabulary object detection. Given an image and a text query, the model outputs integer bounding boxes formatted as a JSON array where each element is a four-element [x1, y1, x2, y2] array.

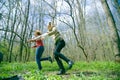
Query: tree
[[62, 0, 88, 61], [101, 0, 120, 61], [19, 0, 30, 61]]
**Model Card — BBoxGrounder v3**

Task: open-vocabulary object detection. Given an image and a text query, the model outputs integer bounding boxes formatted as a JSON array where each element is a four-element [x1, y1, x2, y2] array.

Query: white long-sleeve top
[[32, 33, 49, 40], [32, 27, 61, 43]]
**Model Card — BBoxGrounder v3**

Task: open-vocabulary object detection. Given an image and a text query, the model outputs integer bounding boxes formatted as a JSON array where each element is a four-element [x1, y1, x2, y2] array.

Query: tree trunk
[[101, 0, 120, 57], [8, 8, 17, 62], [4, 0, 11, 42], [64, 0, 88, 61], [19, 0, 30, 62]]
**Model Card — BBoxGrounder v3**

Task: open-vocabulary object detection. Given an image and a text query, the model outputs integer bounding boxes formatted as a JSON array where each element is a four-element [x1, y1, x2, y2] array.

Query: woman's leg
[[54, 40, 74, 70], [54, 40, 70, 63], [40, 56, 52, 63], [54, 48, 65, 75], [54, 40, 70, 74], [36, 46, 44, 70]]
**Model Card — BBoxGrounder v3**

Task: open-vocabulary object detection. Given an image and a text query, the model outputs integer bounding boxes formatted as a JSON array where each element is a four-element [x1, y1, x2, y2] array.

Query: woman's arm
[[32, 45, 37, 48], [27, 39, 36, 42], [27, 36, 41, 43], [28, 33, 49, 42], [47, 27, 57, 36]]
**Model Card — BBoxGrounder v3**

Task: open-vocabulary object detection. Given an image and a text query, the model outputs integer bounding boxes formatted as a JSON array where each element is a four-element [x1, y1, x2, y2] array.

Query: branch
[[0, 28, 28, 50], [0, 1, 6, 9], [0, 28, 23, 41], [58, 19, 74, 30], [43, 0, 55, 10]]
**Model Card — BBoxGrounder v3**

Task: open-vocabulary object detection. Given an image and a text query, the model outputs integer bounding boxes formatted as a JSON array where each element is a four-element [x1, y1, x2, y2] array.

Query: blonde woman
[[47, 22, 74, 75]]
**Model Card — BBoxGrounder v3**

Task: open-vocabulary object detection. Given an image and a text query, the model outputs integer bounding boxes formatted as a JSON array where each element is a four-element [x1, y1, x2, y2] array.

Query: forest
[[0, 0, 120, 80]]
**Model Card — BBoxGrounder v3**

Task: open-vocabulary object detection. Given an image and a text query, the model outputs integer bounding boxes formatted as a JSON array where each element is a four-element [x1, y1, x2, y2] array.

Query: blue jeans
[[36, 46, 49, 70]]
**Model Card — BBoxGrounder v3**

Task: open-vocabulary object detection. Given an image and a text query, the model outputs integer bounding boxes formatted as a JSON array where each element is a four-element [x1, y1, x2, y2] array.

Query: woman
[[27, 30, 52, 70], [46, 22, 74, 75]]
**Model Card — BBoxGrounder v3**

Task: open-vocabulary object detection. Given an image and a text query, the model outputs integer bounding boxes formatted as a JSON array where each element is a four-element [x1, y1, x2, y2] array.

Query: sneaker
[[48, 57, 53, 63], [57, 69, 65, 75], [68, 61, 74, 69]]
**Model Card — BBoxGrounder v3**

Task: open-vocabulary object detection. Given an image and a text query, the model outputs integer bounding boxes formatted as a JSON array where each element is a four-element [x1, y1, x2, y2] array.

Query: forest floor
[[0, 61, 120, 80]]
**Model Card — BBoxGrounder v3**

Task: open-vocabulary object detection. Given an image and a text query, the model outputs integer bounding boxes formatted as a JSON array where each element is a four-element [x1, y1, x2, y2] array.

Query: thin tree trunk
[[19, 0, 30, 62], [8, 8, 17, 62], [4, 0, 11, 42]]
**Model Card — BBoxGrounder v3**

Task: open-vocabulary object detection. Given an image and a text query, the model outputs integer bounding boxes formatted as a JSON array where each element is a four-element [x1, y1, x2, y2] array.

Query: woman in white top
[[47, 22, 74, 75]]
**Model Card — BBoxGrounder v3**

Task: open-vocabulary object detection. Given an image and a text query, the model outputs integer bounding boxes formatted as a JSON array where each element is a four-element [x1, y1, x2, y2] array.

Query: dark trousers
[[36, 46, 50, 70], [54, 40, 70, 70]]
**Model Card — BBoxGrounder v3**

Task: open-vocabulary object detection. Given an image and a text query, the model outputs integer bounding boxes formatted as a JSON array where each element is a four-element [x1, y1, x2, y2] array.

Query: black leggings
[[54, 40, 70, 70]]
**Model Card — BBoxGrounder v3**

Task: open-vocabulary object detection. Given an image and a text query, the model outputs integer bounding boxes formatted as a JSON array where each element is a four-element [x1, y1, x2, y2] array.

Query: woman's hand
[[32, 45, 37, 48], [27, 39, 35, 42]]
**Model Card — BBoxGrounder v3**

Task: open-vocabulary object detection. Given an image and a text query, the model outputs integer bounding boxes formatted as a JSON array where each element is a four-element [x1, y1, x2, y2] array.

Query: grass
[[0, 61, 120, 80]]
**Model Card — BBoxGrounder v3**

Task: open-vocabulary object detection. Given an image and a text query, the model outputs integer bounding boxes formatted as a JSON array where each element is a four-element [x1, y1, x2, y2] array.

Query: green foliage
[[0, 40, 9, 54], [23, 71, 47, 80], [0, 61, 120, 80]]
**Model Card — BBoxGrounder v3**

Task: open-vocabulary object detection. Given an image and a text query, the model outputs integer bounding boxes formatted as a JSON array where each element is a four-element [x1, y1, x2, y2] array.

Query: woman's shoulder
[[52, 26, 57, 31]]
